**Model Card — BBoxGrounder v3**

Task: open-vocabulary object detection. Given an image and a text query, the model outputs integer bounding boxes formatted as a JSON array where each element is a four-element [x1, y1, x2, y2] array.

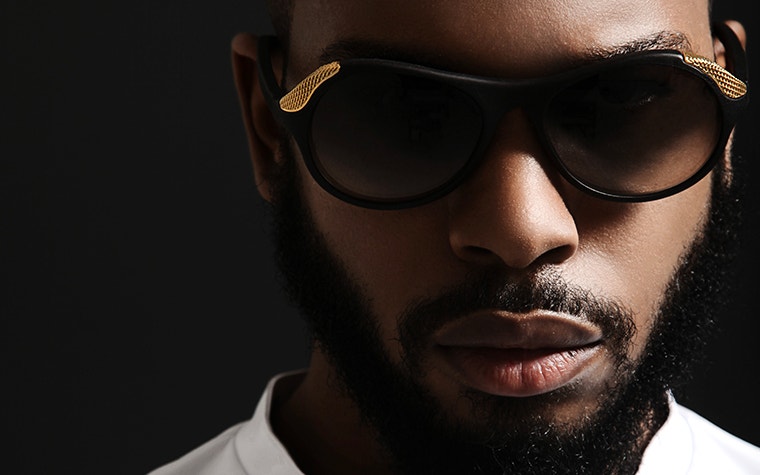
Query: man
[[151, 0, 760, 473]]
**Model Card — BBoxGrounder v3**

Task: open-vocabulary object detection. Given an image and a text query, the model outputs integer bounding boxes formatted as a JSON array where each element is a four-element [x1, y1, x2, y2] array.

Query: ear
[[713, 20, 747, 70], [231, 33, 283, 202], [712, 20, 747, 185]]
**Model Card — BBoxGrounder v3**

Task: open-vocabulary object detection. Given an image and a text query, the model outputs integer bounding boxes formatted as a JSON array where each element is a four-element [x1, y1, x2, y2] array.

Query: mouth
[[432, 311, 605, 397]]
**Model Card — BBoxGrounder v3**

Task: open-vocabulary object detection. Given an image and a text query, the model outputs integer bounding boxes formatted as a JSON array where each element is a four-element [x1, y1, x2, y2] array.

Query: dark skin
[[231, 1, 747, 473]]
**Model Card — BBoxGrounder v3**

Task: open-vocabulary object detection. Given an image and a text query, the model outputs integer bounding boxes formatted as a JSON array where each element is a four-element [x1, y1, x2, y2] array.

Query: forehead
[[288, 0, 712, 78]]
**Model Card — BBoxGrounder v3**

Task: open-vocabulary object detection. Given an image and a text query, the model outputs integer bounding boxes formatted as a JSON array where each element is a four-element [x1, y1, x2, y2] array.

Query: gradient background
[[3, 1, 758, 473]]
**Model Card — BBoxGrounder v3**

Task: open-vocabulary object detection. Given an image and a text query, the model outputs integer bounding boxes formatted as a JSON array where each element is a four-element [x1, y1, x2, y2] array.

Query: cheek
[[301, 155, 713, 362], [568, 176, 713, 357], [300, 165, 459, 343]]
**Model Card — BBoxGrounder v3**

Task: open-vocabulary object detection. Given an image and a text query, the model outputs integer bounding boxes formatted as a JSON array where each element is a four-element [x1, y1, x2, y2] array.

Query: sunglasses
[[257, 24, 749, 209]]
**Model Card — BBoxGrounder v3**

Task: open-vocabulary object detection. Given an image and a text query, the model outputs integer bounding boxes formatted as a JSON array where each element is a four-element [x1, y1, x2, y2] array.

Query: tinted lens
[[311, 70, 483, 201], [545, 63, 721, 195]]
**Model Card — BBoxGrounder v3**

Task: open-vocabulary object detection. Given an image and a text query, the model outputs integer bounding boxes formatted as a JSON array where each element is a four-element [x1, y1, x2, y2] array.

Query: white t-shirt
[[148, 371, 760, 474]]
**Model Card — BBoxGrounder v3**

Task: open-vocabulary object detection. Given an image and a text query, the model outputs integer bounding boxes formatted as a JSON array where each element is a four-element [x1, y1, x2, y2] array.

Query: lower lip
[[437, 344, 602, 397]]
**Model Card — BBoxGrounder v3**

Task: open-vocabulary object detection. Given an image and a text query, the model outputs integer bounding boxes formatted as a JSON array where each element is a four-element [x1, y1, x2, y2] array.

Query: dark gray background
[[3, 1, 758, 473]]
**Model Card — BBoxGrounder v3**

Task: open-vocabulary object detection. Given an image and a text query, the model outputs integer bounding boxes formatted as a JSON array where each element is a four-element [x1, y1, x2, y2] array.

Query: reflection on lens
[[311, 71, 482, 201], [546, 64, 721, 195]]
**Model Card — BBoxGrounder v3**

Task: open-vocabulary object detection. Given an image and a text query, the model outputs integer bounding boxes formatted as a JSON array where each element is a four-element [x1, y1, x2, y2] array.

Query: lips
[[433, 311, 604, 397]]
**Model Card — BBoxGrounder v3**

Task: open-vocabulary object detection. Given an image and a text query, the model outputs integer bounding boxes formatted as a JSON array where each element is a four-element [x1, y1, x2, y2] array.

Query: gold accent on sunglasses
[[683, 53, 748, 99], [279, 53, 747, 112], [280, 62, 341, 112]]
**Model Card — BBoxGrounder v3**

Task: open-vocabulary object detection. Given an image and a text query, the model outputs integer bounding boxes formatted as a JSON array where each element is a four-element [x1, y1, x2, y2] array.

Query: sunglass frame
[[257, 23, 749, 209]]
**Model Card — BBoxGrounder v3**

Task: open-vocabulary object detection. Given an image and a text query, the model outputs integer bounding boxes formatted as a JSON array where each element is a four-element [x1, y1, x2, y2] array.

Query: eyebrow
[[589, 31, 693, 59], [318, 30, 694, 72], [319, 39, 443, 66]]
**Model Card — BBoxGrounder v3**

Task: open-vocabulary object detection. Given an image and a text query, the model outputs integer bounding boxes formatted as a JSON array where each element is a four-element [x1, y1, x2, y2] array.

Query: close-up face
[[242, 0, 746, 472], [289, 0, 711, 411]]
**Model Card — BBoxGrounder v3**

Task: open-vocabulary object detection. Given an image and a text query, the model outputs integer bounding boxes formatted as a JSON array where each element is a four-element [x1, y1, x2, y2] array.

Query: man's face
[[264, 0, 738, 472], [284, 0, 714, 417]]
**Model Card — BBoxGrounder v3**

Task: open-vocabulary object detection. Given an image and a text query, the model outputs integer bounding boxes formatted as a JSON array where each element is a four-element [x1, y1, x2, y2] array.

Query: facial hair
[[268, 144, 741, 474]]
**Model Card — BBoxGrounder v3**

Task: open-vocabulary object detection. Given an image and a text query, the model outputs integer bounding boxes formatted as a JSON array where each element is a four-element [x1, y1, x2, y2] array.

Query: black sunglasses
[[257, 24, 749, 210]]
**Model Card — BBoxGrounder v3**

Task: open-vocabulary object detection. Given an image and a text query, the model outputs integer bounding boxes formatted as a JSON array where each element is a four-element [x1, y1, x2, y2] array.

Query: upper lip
[[432, 310, 603, 350]]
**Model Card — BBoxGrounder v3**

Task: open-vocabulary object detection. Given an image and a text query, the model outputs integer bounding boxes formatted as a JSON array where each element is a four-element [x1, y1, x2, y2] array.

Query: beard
[[267, 143, 741, 475]]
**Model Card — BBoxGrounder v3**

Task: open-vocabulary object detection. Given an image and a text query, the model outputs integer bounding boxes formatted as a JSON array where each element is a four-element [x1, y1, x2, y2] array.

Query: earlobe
[[231, 32, 282, 202]]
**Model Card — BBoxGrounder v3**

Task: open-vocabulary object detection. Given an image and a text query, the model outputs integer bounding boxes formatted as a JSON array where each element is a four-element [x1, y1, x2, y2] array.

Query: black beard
[[268, 146, 741, 475]]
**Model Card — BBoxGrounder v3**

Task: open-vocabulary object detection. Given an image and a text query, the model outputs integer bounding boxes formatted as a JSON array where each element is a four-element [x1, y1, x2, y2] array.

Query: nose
[[447, 110, 579, 270]]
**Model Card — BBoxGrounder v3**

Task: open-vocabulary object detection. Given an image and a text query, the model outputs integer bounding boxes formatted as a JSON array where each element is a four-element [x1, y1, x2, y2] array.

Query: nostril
[[455, 245, 503, 266], [449, 217, 579, 270], [540, 243, 577, 267]]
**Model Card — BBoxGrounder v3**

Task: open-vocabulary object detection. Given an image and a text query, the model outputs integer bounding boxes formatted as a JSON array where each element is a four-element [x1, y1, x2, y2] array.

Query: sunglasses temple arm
[[256, 36, 288, 118], [713, 22, 750, 85]]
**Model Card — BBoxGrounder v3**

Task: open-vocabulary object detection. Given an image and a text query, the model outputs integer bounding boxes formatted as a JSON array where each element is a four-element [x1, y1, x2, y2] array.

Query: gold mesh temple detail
[[683, 53, 748, 99], [280, 62, 341, 112], [279, 54, 747, 111]]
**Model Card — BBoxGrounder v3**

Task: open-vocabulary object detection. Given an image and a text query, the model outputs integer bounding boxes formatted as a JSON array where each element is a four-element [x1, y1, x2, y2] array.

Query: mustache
[[398, 269, 637, 358]]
